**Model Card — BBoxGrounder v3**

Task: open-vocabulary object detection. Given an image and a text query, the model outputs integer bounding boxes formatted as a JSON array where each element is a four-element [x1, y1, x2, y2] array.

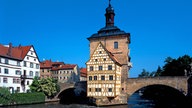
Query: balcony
[[20, 75, 34, 79]]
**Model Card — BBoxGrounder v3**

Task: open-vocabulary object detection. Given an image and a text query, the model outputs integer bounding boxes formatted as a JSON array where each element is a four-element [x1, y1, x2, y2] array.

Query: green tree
[[154, 66, 162, 77], [0, 87, 13, 105], [161, 55, 192, 76], [29, 76, 41, 92], [30, 77, 60, 98], [138, 69, 151, 77]]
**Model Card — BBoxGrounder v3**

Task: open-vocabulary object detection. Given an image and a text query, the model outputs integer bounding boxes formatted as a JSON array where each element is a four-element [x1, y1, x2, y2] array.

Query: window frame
[[89, 76, 92, 81], [90, 66, 93, 71], [94, 76, 97, 80], [4, 68, 9, 74], [5, 59, 9, 64], [30, 62, 33, 68], [3, 77, 8, 83], [114, 41, 118, 49], [108, 65, 112, 70], [109, 75, 113, 80], [29, 71, 33, 76], [101, 75, 105, 80], [108, 88, 112, 92], [99, 66, 103, 71]]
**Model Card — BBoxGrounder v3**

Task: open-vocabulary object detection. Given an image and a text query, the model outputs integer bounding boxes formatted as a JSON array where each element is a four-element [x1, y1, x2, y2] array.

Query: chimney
[[7, 43, 12, 56]]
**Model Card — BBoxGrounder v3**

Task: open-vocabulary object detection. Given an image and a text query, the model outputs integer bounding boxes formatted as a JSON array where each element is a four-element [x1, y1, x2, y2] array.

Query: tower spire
[[109, 0, 111, 6], [105, 0, 115, 27]]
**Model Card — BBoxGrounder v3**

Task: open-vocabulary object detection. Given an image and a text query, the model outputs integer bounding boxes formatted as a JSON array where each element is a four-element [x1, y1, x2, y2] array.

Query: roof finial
[[109, 0, 111, 6]]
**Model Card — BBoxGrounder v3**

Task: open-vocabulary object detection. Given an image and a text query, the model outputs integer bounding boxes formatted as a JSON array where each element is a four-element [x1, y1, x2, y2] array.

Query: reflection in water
[[128, 93, 155, 108], [5, 93, 151, 108], [5, 92, 191, 108]]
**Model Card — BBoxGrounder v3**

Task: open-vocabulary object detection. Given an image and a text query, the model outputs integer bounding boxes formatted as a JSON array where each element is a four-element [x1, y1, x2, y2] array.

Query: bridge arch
[[126, 77, 188, 97], [56, 81, 87, 99]]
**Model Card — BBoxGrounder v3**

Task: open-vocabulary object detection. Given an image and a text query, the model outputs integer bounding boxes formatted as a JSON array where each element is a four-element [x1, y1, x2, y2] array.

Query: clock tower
[[87, 0, 132, 83], [86, 0, 132, 105]]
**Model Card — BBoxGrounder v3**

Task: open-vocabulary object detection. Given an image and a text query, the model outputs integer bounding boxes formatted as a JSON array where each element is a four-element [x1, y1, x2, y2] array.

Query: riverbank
[[0, 92, 45, 107], [45, 98, 60, 103]]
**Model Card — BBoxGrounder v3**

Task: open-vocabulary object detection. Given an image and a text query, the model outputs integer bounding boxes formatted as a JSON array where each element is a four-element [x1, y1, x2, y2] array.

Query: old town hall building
[[86, 1, 132, 105]]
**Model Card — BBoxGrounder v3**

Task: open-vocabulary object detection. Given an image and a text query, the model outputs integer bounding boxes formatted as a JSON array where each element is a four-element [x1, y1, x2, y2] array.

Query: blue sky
[[0, 0, 192, 78]]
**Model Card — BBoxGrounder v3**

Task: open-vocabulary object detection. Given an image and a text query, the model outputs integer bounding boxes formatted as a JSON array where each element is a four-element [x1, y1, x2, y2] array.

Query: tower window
[[101, 76, 105, 80], [99, 66, 103, 71], [94, 76, 97, 80], [95, 88, 101, 92], [108, 88, 112, 92], [108, 65, 112, 70], [90, 66, 93, 71], [109, 75, 113, 80], [89, 76, 92, 81], [114, 42, 118, 49]]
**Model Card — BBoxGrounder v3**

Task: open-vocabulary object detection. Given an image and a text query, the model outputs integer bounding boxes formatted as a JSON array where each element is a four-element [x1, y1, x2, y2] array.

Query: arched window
[[114, 41, 118, 49]]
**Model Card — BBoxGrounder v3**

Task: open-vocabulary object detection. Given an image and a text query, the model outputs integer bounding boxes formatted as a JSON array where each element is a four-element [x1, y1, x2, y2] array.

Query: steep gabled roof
[[0, 44, 32, 60], [86, 42, 122, 66]]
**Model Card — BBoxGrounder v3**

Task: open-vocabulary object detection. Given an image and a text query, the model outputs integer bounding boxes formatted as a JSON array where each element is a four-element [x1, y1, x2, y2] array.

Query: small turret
[[105, 0, 115, 27]]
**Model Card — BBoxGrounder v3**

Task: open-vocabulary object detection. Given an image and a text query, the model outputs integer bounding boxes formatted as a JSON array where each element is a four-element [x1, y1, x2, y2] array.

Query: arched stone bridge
[[56, 76, 192, 99], [56, 81, 87, 98], [125, 76, 190, 97]]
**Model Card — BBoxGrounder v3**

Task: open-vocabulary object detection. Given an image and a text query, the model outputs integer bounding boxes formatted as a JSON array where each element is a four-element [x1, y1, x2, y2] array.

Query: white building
[[0, 43, 40, 93], [51, 64, 80, 83]]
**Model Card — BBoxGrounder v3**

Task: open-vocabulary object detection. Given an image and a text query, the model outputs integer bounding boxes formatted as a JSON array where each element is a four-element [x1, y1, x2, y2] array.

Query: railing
[[20, 75, 34, 79]]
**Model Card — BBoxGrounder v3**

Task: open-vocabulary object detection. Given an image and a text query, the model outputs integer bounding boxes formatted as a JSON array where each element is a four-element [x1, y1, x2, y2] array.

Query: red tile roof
[[51, 64, 76, 71], [80, 68, 87, 77], [40, 60, 53, 68], [40, 60, 65, 69], [0, 43, 32, 60]]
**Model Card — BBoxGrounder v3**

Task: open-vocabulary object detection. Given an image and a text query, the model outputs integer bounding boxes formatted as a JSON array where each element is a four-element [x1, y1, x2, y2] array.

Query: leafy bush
[[12, 92, 45, 105], [0, 87, 13, 105], [0, 88, 45, 106], [30, 77, 60, 98]]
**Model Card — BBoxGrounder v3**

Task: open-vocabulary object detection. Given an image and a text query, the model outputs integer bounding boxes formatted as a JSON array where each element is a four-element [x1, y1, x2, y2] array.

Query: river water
[[5, 93, 157, 108]]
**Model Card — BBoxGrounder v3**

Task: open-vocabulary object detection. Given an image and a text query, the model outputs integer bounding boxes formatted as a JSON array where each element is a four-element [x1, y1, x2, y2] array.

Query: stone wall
[[126, 76, 188, 97]]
